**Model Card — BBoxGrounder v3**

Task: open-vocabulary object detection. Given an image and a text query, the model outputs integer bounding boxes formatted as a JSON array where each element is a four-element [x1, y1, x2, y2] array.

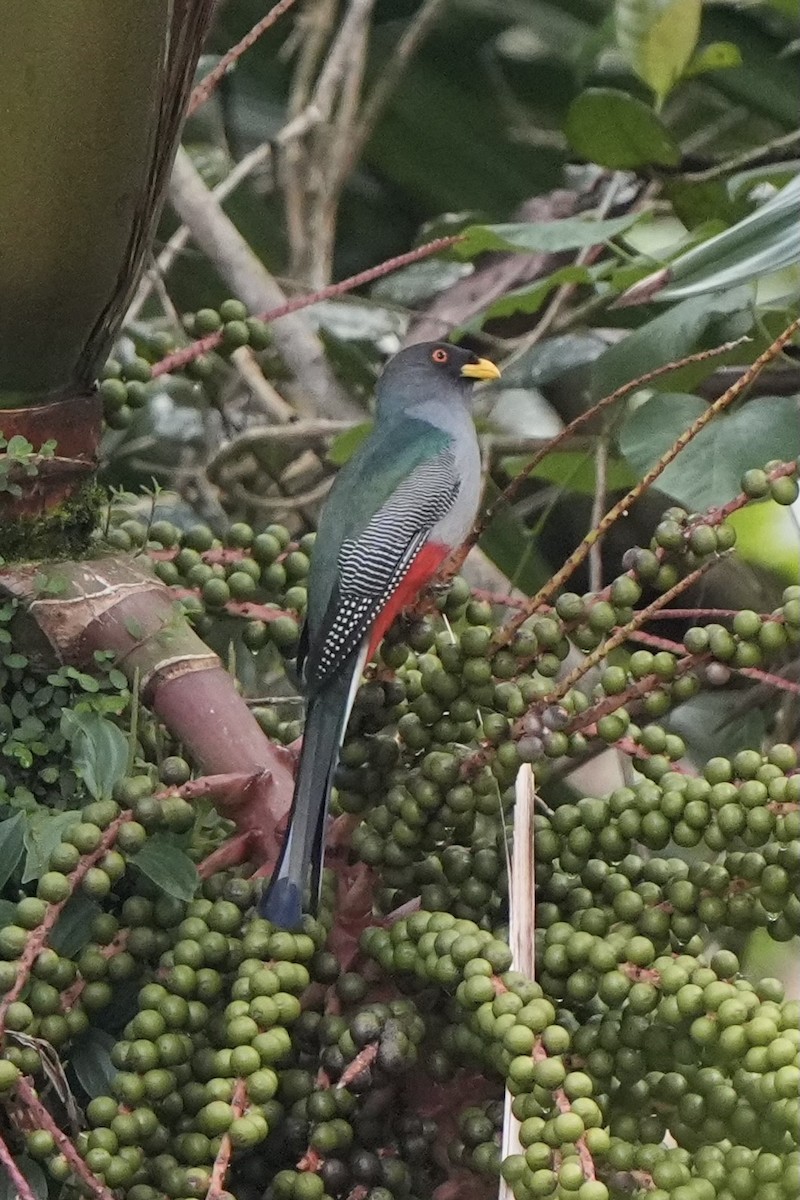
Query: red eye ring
[[431, 348, 449, 364]]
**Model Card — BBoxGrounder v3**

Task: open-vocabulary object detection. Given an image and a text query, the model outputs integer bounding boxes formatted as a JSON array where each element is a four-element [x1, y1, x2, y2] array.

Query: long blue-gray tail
[[259, 653, 363, 929]]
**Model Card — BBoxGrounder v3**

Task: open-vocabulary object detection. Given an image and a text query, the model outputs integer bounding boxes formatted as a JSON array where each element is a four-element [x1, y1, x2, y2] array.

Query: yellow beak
[[461, 357, 501, 382]]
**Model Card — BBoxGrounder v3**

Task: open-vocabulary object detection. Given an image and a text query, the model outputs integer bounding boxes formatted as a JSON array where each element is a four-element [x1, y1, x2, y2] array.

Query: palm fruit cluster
[[98, 300, 272, 429], [1, 447, 799, 1200]]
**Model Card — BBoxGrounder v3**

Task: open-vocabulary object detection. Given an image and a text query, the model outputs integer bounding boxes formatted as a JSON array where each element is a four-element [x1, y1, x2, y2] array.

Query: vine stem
[[495, 316, 800, 641], [151, 235, 463, 377], [0, 812, 131, 1039], [205, 1078, 248, 1200], [14, 1077, 115, 1200], [0, 1129, 37, 1200], [188, 0, 300, 117], [546, 560, 716, 705]]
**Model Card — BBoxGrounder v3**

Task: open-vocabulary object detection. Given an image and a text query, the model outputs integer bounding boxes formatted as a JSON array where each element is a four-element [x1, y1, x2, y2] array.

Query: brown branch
[[440, 337, 748, 585], [0, 813, 131, 1039], [546, 560, 716, 705], [497, 316, 800, 639], [151, 234, 463, 377], [167, 146, 360, 418], [188, 0, 301, 116], [0, 1130, 38, 1200], [205, 1078, 248, 1200], [14, 1077, 115, 1200]]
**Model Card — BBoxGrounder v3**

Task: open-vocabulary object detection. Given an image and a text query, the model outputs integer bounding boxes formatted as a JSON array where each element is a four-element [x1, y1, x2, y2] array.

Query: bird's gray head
[[375, 341, 501, 420]]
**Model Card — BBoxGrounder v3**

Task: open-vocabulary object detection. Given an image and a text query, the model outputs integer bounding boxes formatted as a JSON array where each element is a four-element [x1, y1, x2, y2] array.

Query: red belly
[[366, 541, 448, 660]]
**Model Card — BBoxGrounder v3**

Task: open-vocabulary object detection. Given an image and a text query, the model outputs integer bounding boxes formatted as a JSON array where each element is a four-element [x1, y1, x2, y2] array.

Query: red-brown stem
[[60, 930, 131, 1010], [441, 338, 748, 584], [627, 629, 800, 695], [0, 813, 131, 1039], [15, 1077, 115, 1200], [188, 0, 299, 116], [205, 1078, 248, 1200], [152, 236, 464, 376], [0, 1129, 37, 1200], [495, 318, 800, 640], [546, 562, 714, 706], [338, 1041, 380, 1089]]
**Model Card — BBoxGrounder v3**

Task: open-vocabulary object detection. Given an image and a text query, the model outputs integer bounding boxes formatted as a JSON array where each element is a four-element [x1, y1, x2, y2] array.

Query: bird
[[259, 340, 501, 929]]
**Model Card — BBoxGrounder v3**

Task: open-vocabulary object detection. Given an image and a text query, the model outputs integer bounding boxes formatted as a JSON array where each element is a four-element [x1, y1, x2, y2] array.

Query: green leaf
[[60, 709, 128, 801], [634, 176, 800, 302], [502, 450, 637, 496], [22, 809, 81, 883], [50, 893, 101, 956], [638, 0, 702, 102], [131, 835, 199, 902], [0, 1155, 47, 1200], [565, 89, 680, 169], [455, 211, 643, 259], [591, 288, 754, 399], [71, 1027, 116, 1098], [471, 265, 599, 327], [0, 810, 25, 891], [685, 42, 743, 78], [619, 394, 800, 511], [478, 483, 551, 596], [326, 422, 372, 467], [0, 899, 18, 926]]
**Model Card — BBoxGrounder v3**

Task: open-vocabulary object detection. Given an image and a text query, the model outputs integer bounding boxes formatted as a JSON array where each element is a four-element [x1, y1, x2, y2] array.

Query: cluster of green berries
[[99, 298, 272, 429], [0, 603, 131, 807]]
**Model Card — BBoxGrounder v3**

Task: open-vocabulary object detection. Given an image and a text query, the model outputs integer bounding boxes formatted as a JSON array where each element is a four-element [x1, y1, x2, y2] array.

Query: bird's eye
[[431, 348, 449, 364]]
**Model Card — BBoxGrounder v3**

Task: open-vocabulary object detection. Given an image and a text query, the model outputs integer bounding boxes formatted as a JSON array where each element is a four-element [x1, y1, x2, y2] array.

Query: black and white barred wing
[[302, 449, 459, 690]]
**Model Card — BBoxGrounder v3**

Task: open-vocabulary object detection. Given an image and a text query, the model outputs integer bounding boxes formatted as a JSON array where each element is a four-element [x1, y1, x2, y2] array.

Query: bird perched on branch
[[260, 340, 501, 928]]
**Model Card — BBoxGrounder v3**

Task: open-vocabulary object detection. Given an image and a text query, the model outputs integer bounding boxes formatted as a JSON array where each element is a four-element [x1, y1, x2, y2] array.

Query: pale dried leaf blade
[[499, 764, 537, 1198]]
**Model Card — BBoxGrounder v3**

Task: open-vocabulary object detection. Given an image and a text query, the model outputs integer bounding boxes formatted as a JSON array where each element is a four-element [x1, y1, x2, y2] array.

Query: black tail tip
[[258, 878, 304, 930]]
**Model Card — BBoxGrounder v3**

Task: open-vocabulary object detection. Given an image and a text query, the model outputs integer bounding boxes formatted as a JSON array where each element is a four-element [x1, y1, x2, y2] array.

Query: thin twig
[[15, 1077, 115, 1200], [441, 337, 748, 583], [151, 234, 463, 377], [588, 431, 608, 593], [497, 316, 800, 639], [188, 0, 301, 117], [0, 1130, 37, 1200], [547, 560, 716, 705], [126, 106, 323, 324], [0, 813, 131, 1038], [166, 147, 361, 418], [205, 1078, 248, 1200], [346, 0, 447, 169]]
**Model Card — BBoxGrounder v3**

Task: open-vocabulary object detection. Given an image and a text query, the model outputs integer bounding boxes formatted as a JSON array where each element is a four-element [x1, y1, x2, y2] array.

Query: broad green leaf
[[685, 42, 743, 78], [631, 176, 800, 302], [503, 450, 638, 496], [618, 394, 800, 511], [327, 422, 372, 467], [50, 893, 101, 956], [592, 287, 753, 399], [0, 810, 25, 891], [71, 1027, 116, 1098], [565, 89, 680, 169], [727, 501, 800, 586], [0, 1155, 47, 1200], [22, 809, 81, 883], [639, 0, 702, 102], [500, 332, 610, 390], [60, 709, 128, 801], [478, 483, 551, 596], [471, 265, 599, 327], [669, 692, 766, 766], [455, 211, 643, 259], [131, 835, 199, 902]]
